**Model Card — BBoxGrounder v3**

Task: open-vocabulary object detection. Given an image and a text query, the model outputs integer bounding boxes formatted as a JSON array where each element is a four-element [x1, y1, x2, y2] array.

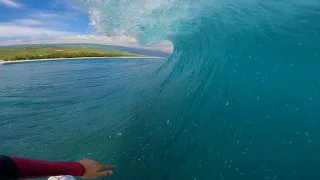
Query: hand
[[78, 159, 116, 179]]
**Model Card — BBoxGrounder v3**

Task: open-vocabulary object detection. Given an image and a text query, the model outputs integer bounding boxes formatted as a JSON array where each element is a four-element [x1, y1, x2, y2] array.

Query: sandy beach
[[1, 56, 163, 64]]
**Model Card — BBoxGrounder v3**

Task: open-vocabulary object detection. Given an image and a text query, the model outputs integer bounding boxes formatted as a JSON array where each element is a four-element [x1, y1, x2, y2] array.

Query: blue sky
[[0, 0, 93, 38], [0, 0, 173, 52]]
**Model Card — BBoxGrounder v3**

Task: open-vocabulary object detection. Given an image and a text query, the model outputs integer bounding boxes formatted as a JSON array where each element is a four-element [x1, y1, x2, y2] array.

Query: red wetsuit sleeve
[[10, 156, 85, 179]]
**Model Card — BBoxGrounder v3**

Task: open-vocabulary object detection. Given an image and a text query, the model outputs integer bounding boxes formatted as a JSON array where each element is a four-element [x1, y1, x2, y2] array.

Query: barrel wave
[[71, 0, 320, 179]]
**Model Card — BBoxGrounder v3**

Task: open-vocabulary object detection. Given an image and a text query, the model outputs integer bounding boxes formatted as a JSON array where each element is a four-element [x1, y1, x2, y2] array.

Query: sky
[[0, 0, 173, 52]]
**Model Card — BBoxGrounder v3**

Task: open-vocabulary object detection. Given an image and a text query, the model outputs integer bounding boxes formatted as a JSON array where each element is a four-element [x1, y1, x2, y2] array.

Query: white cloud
[[0, 34, 173, 53], [14, 19, 44, 26], [29, 12, 79, 21], [17, 12, 73, 28], [0, 23, 74, 38], [29, 12, 60, 19], [0, 0, 22, 8]]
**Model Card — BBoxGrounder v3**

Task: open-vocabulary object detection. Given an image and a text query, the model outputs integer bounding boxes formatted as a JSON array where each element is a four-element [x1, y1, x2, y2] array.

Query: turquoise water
[[1, 55, 320, 180], [2, 0, 320, 179], [0, 59, 165, 164]]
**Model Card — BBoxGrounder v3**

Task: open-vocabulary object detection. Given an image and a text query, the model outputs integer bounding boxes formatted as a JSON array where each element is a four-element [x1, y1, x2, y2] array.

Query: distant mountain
[[1, 43, 172, 58]]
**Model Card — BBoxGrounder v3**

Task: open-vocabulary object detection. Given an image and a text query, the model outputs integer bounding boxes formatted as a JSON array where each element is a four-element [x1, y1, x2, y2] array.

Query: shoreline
[[1, 56, 163, 64]]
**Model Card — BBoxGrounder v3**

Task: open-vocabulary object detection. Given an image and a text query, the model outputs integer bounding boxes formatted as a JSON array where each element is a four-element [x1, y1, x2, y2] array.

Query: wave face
[[71, 0, 320, 179]]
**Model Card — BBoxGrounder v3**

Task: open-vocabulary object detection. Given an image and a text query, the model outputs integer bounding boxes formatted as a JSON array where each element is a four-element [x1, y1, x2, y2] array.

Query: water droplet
[[167, 120, 170, 124], [117, 132, 122, 136], [226, 101, 229, 106]]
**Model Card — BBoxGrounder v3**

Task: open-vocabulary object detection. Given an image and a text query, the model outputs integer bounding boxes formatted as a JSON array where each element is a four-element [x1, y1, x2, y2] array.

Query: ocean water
[[1, 0, 320, 179]]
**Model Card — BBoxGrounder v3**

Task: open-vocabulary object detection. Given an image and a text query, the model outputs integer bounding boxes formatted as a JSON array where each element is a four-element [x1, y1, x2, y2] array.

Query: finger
[[101, 165, 117, 170], [99, 170, 113, 177]]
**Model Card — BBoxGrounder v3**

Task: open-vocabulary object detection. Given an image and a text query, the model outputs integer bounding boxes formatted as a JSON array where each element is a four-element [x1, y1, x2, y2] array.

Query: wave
[[71, 0, 320, 82], [69, 0, 320, 179]]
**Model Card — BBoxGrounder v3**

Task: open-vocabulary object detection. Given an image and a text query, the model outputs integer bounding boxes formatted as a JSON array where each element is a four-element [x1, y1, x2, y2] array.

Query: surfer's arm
[[0, 155, 116, 180], [0, 155, 85, 179]]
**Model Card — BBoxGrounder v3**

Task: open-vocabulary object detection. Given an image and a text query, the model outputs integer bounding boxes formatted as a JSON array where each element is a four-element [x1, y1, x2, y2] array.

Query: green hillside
[[0, 45, 140, 61]]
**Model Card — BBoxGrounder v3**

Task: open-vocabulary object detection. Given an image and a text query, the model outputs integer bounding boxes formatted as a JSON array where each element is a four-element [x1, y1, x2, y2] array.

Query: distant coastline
[[1, 56, 162, 64], [0, 45, 165, 63]]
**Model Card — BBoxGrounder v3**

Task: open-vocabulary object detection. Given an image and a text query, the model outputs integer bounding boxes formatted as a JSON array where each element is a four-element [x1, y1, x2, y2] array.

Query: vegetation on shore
[[0, 45, 141, 61]]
